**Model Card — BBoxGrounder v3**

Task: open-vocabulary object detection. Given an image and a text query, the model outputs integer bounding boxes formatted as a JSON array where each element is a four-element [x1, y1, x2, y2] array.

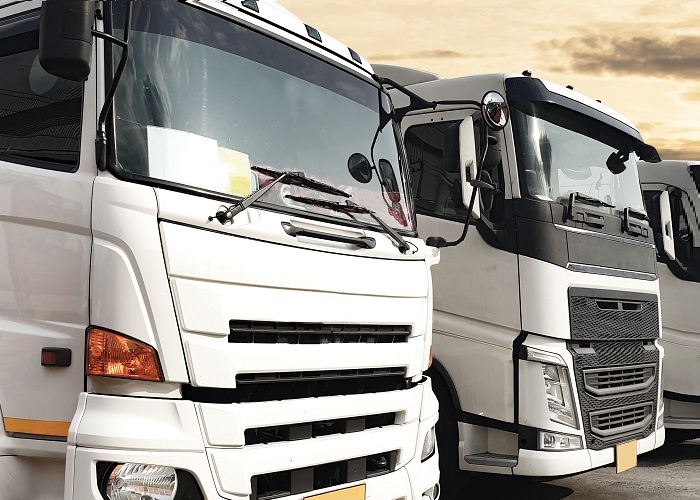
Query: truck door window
[[405, 121, 466, 222], [0, 16, 83, 171]]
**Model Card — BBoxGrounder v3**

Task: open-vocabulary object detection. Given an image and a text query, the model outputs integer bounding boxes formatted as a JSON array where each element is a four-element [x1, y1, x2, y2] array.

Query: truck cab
[[0, 2, 440, 499], [379, 65, 665, 497], [639, 159, 700, 431]]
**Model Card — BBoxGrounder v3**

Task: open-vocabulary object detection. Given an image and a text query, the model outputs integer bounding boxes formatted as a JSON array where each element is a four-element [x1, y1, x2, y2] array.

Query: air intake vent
[[583, 363, 656, 397], [589, 403, 653, 438], [251, 451, 396, 500], [246, 412, 396, 445], [229, 320, 411, 345]]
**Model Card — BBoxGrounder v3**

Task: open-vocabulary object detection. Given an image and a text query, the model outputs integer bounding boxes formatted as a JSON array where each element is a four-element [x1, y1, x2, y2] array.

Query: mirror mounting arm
[[428, 119, 490, 248], [96, 2, 133, 171]]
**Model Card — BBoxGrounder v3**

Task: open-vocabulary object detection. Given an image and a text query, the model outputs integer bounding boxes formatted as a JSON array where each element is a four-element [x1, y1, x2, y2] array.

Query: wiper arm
[[208, 167, 350, 225], [286, 195, 413, 254], [252, 166, 351, 198], [566, 191, 615, 221]]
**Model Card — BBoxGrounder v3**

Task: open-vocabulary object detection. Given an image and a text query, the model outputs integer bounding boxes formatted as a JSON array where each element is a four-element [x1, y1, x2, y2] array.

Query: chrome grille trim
[[583, 363, 657, 397]]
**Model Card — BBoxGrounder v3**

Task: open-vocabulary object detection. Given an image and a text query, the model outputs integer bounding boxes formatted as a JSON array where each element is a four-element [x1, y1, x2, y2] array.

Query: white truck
[[639, 159, 700, 432], [0, 2, 441, 499], [378, 65, 667, 497]]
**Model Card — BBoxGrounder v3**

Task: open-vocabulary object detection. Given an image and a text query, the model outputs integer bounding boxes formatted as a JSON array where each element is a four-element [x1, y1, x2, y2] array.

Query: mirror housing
[[39, 0, 95, 81], [481, 91, 509, 130], [635, 142, 661, 163], [658, 191, 676, 261], [459, 116, 480, 219]]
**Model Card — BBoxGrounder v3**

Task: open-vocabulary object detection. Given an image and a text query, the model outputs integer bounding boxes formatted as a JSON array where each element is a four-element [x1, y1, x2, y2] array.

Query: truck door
[[0, 11, 92, 440]]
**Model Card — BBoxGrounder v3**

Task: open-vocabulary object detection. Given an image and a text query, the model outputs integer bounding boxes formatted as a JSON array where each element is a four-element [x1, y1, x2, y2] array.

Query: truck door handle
[[281, 222, 376, 249]]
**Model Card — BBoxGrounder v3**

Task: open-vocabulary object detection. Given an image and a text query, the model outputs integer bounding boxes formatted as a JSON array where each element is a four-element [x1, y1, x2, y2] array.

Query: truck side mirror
[[459, 116, 480, 220], [658, 191, 676, 261], [39, 0, 95, 81]]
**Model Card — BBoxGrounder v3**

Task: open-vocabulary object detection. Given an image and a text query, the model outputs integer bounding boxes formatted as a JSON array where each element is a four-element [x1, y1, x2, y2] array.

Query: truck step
[[463, 452, 518, 467]]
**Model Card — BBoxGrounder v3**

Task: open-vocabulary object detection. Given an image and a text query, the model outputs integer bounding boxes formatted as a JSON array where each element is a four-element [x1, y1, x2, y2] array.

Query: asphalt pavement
[[456, 431, 700, 499]]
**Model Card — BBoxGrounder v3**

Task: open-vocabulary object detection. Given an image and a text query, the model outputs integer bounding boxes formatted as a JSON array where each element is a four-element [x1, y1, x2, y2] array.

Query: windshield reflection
[[511, 101, 646, 214], [111, 0, 413, 231]]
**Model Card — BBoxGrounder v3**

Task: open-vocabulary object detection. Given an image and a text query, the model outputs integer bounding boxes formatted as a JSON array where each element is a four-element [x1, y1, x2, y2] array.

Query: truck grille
[[589, 403, 654, 438], [583, 364, 656, 397], [246, 413, 396, 446], [182, 368, 412, 404], [229, 320, 411, 345], [569, 288, 659, 341], [251, 450, 397, 500], [569, 341, 659, 450]]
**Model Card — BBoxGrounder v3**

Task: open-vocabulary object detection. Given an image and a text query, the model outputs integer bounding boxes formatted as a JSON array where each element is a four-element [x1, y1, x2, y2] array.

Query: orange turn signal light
[[86, 328, 163, 382]]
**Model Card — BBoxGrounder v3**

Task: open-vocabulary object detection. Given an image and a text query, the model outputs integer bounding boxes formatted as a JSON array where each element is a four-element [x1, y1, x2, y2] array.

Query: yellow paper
[[616, 440, 637, 473], [218, 147, 252, 197], [305, 484, 365, 500]]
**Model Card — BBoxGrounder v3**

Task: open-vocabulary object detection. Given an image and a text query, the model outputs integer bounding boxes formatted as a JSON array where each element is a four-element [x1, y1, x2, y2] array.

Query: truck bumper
[[67, 380, 439, 500], [512, 427, 663, 477]]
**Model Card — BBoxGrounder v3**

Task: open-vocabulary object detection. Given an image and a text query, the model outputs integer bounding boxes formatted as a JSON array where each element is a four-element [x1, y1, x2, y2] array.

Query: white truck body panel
[[639, 159, 700, 429]]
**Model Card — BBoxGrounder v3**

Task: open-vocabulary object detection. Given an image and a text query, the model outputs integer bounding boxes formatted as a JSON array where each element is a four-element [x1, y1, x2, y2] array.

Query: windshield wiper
[[208, 167, 350, 225], [286, 195, 413, 253], [566, 191, 615, 221]]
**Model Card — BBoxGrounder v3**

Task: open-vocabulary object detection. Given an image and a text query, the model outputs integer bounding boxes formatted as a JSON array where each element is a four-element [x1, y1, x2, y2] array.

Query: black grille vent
[[589, 403, 654, 438], [569, 289, 659, 341], [569, 340, 659, 450], [246, 413, 396, 446], [182, 368, 411, 404], [251, 451, 397, 500], [229, 320, 411, 345], [583, 364, 656, 397]]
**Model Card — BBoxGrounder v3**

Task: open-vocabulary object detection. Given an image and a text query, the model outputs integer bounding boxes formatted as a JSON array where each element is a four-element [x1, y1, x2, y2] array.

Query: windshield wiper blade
[[286, 195, 413, 253], [567, 192, 615, 221], [252, 166, 350, 198], [208, 167, 350, 225]]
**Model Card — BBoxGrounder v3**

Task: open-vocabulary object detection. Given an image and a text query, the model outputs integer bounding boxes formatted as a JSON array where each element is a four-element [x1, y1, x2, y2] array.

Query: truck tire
[[428, 368, 469, 500]]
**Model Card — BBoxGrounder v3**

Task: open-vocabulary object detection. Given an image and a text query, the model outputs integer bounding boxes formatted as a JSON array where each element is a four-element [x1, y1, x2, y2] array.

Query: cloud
[[367, 49, 466, 62], [683, 87, 700, 102], [539, 35, 700, 79], [658, 144, 700, 161]]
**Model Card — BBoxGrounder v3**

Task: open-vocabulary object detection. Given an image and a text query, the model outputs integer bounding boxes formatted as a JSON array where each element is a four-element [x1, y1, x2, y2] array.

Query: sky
[[281, 0, 700, 161]]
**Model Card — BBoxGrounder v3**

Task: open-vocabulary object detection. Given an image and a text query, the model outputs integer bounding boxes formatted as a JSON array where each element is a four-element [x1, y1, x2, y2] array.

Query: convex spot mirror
[[348, 153, 372, 184], [39, 0, 95, 82], [481, 91, 509, 131], [378, 159, 401, 202]]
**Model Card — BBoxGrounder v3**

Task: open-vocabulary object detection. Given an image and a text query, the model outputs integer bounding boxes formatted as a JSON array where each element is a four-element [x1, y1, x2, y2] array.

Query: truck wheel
[[428, 369, 469, 500]]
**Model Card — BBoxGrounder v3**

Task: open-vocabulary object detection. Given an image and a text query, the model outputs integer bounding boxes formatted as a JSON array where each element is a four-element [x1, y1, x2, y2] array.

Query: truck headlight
[[421, 426, 436, 461], [106, 464, 177, 500], [541, 363, 578, 429]]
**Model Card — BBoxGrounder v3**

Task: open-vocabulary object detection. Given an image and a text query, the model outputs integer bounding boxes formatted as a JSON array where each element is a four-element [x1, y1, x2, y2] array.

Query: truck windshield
[[110, 1, 414, 231], [511, 101, 646, 215]]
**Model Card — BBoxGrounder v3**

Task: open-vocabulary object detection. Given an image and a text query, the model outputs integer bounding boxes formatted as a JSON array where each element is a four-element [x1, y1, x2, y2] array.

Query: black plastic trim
[[664, 391, 700, 403], [518, 424, 539, 451], [458, 411, 518, 434], [428, 358, 461, 411]]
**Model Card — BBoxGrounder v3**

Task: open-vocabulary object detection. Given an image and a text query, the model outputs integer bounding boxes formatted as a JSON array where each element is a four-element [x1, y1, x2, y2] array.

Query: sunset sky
[[281, 0, 700, 160]]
